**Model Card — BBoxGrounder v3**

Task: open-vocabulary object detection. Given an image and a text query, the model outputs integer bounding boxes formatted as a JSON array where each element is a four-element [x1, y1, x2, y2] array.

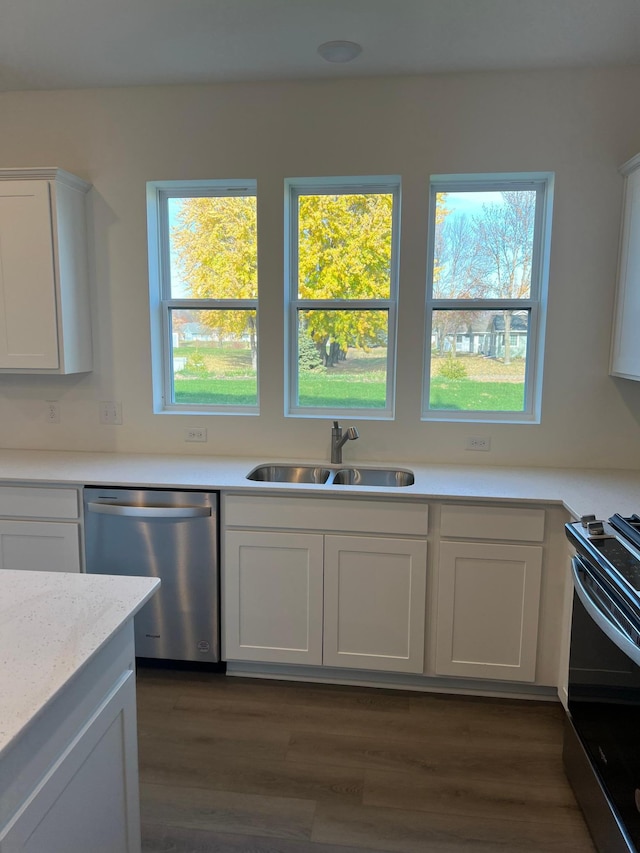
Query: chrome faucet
[[331, 420, 359, 464]]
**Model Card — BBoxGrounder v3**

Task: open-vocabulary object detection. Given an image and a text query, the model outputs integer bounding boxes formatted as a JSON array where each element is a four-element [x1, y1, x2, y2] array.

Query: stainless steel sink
[[246, 464, 331, 484], [332, 467, 414, 487]]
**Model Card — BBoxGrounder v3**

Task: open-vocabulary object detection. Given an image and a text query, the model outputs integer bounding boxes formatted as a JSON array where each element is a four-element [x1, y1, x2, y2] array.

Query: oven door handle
[[571, 555, 640, 667]]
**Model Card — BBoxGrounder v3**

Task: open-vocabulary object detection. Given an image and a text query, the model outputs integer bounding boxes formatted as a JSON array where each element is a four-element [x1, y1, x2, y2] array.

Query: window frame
[[422, 172, 554, 424], [284, 175, 401, 420], [147, 179, 259, 415]]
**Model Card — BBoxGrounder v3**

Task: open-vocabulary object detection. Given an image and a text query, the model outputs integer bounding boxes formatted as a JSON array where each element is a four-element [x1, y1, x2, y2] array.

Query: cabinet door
[[611, 159, 640, 379], [323, 535, 427, 673], [0, 521, 80, 572], [435, 541, 542, 682], [0, 670, 140, 853], [0, 181, 59, 369], [223, 530, 324, 664]]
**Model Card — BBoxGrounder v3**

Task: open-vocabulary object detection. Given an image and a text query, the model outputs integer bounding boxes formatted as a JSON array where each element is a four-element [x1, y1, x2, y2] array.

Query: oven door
[[567, 553, 640, 852]]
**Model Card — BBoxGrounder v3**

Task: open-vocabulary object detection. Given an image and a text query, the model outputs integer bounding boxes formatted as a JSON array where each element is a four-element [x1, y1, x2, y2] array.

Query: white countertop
[[0, 570, 159, 760], [0, 447, 637, 520]]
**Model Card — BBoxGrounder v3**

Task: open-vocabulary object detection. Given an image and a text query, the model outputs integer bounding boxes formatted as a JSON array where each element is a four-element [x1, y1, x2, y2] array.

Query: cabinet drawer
[[224, 495, 428, 536], [0, 486, 79, 519], [0, 521, 81, 572], [440, 504, 544, 542]]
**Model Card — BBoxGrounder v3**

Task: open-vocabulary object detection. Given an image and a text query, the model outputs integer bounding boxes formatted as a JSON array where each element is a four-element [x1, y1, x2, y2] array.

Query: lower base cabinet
[[0, 623, 142, 853], [0, 520, 80, 573], [224, 530, 324, 665], [435, 540, 543, 682], [323, 535, 426, 673], [223, 497, 429, 675]]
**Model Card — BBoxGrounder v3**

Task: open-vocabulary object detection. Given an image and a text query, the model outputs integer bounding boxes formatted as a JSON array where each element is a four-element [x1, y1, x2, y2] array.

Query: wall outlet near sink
[[466, 436, 491, 451], [185, 427, 207, 443], [45, 401, 60, 424]]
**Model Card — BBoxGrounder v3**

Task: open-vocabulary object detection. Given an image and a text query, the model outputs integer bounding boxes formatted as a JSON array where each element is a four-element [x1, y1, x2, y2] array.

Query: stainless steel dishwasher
[[84, 487, 219, 663]]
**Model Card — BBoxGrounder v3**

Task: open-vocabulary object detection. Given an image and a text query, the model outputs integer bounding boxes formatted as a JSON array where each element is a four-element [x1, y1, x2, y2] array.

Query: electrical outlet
[[99, 401, 123, 425], [45, 402, 60, 424], [185, 427, 207, 443], [466, 435, 491, 451]]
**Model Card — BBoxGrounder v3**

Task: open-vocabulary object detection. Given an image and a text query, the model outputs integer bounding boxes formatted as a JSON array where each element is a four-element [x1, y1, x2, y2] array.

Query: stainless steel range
[[565, 514, 640, 853]]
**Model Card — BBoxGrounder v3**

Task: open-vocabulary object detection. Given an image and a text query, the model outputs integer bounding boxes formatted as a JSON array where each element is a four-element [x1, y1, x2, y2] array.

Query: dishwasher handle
[[86, 501, 212, 519]]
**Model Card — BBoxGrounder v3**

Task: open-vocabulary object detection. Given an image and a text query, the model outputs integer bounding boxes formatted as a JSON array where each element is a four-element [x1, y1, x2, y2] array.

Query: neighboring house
[[433, 311, 528, 360]]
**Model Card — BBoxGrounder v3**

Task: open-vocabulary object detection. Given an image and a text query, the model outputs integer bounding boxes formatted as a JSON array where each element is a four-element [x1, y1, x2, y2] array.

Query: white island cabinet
[[0, 570, 159, 853]]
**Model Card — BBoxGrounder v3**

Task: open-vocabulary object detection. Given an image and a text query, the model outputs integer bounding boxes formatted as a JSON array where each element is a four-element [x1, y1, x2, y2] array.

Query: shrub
[[184, 350, 209, 378], [438, 356, 468, 380], [298, 334, 325, 372]]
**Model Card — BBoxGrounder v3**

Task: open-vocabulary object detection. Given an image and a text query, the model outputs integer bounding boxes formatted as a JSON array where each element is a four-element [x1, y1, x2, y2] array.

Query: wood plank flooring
[[136, 667, 595, 853]]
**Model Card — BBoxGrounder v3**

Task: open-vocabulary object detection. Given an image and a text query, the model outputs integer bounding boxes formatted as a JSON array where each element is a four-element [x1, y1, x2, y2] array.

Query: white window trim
[[422, 172, 554, 424], [147, 179, 259, 415], [284, 175, 401, 420]]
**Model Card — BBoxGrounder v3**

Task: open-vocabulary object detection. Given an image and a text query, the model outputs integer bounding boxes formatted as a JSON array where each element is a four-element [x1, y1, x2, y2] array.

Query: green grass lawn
[[172, 344, 524, 411], [429, 378, 524, 411], [174, 378, 258, 406], [298, 373, 387, 408], [174, 375, 524, 411]]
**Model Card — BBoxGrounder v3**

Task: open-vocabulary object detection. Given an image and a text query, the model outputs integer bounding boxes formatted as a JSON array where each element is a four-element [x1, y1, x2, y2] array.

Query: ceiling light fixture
[[317, 40, 362, 64]]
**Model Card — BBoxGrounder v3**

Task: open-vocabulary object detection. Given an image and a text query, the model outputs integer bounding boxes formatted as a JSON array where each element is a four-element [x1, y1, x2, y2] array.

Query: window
[[285, 176, 400, 418], [147, 180, 258, 414], [423, 173, 554, 423]]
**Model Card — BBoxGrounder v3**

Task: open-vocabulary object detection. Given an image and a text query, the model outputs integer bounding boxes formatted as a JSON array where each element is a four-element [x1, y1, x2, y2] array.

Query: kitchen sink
[[246, 464, 332, 484], [332, 467, 415, 487], [246, 464, 414, 487]]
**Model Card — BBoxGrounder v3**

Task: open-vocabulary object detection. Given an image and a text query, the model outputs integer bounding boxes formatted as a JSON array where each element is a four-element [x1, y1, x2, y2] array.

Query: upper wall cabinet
[[610, 154, 640, 380], [0, 168, 92, 374]]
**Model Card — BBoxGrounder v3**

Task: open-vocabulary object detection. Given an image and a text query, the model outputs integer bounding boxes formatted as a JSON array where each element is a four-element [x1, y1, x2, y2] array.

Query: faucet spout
[[331, 421, 359, 465]]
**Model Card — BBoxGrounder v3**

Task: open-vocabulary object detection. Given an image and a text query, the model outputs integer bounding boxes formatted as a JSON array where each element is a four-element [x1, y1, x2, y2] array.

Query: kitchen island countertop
[[0, 570, 159, 761]]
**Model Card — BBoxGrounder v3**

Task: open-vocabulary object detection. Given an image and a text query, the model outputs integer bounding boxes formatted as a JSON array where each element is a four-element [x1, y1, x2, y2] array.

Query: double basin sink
[[247, 464, 414, 488]]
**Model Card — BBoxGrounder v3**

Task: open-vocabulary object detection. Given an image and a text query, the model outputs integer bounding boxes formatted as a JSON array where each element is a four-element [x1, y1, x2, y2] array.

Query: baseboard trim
[[225, 661, 558, 701]]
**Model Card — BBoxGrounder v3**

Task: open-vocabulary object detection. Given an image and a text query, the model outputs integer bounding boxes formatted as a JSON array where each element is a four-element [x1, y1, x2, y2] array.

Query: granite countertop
[[0, 447, 637, 520], [0, 570, 159, 760]]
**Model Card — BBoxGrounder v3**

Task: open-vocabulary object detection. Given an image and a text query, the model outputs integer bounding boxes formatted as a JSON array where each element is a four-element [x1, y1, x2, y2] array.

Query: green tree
[[171, 195, 258, 367], [297, 193, 393, 365]]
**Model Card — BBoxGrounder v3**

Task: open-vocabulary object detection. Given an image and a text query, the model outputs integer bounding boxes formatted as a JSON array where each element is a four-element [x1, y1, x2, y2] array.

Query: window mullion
[[165, 298, 258, 311], [295, 299, 393, 311], [430, 299, 535, 311]]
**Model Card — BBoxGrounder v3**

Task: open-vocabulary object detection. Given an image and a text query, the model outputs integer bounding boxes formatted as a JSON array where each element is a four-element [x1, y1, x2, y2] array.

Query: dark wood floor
[[136, 667, 595, 853]]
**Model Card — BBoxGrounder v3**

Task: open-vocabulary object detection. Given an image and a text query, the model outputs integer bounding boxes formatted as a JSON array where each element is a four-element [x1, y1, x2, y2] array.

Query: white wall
[[0, 67, 639, 468]]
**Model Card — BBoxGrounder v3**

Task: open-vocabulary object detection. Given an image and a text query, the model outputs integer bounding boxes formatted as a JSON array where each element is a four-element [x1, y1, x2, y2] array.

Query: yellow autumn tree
[[171, 195, 258, 366], [297, 193, 393, 365]]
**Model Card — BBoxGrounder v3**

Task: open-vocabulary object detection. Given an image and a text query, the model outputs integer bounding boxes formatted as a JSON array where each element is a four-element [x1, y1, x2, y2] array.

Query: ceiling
[[2, 0, 640, 92]]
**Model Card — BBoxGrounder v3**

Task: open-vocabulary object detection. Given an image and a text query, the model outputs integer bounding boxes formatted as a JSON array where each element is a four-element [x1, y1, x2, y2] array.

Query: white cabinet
[[0, 486, 81, 573], [0, 168, 92, 374], [0, 619, 144, 853], [1, 671, 139, 853], [223, 495, 428, 674], [610, 153, 640, 380], [224, 530, 324, 665], [435, 504, 544, 683], [323, 535, 427, 673]]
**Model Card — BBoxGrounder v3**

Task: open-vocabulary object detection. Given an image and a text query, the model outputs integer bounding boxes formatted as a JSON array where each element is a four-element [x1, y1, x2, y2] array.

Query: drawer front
[[440, 504, 545, 542], [0, 486, 79, 519], [224, 495, 428, 536]]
